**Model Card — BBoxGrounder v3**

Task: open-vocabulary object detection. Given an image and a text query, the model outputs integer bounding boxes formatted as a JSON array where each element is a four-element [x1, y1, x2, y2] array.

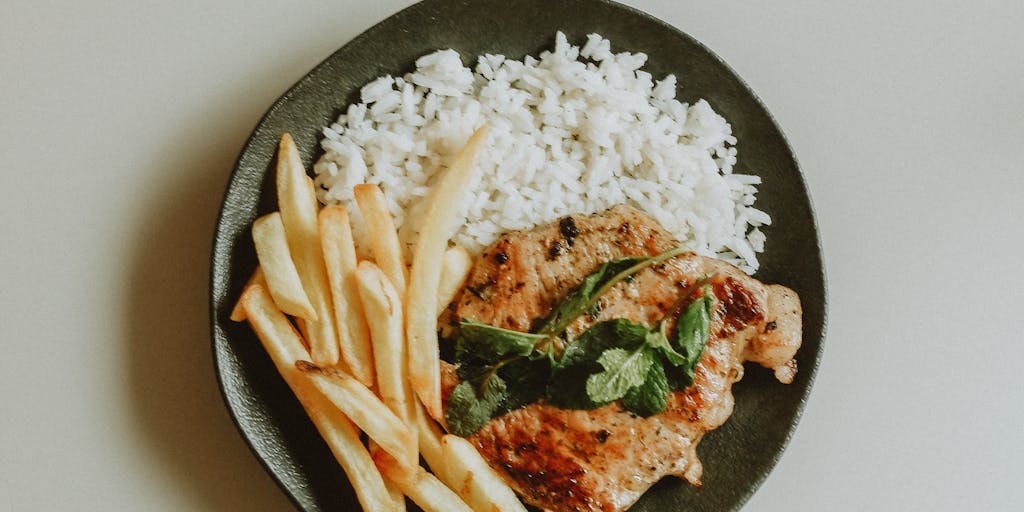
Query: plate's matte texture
[[210, 0, 826, 510]]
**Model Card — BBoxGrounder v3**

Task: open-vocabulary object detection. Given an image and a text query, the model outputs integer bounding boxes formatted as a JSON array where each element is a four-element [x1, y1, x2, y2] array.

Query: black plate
[[210, 0, 826, 510]]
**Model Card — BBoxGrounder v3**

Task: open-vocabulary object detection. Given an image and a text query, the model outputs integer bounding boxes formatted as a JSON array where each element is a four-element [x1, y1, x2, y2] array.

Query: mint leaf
[[673, 287, 714, 384], [545, 363, 601, 409], [445, 374, 507, 436], [622, 353, 669, 417], [547, 319, 649, 409], [559, 318, 649, 366], [540, 246, 687, 338], [454, 359, 491, 382], [644, 323, 686, 366], [458, 319, 547, 362], [585, 347, 653, 404], [496, 357, 551, 413], [538, 257, 646, 336]]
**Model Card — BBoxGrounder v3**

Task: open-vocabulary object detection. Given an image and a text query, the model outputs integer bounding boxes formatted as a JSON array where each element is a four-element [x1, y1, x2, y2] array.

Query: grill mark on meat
[[549, 240, 565, 260], [464, 285, 484, 299], [447, 205, 802, 512], [480, 414, 598, 509], [712, 276, 765, 336], [560, 216, 580, 246]]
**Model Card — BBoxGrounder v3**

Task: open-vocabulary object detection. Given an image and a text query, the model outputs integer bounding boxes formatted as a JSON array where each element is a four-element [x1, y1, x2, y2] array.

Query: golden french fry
[[373, 450, 474, 512], [252, 213, 317, 320], [356, 262, 418, 431], [383, 472, 408, 512], [442, 435, 527, 512], [354, 183, 407, 293], [384, 476, 407, 512], [297, 361, 417, 468], [436, 246, 473, 316], [309, 405, 396, 512], [407, 125, 490, 419], [230, 266, 267, 322], [238, 284, 395, 512], [319, 204, 375, 386], [413, 399, 447, 482], [276, 133, 340, 366], [416, 397, 523, 512], [238, 284, 308, 363], [368, 441, 408, 512]]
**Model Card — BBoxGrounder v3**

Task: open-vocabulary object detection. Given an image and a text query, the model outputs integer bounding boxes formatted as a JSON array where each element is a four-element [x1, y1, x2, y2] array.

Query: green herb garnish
[[622, 358, 669, 417], [674, 286, 714, 383], [537, 247, 689, 338], [545, 318, 647, 410], [586, 346, 654, 404], [445, 375, 507, 436], [458, 319, 548, 360], [445, 247, 714, 435]]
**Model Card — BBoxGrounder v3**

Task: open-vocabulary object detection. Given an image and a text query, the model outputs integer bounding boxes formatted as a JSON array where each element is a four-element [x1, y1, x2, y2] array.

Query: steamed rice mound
[[313, 32, 770, 273]]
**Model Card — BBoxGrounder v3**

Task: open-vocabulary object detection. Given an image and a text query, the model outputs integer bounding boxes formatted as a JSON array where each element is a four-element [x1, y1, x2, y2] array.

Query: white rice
[[313, 32, 770, 273]]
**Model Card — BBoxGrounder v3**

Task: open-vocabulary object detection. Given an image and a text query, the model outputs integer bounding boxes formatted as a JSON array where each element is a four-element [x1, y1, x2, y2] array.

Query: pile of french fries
[[232, 127, 525, 512]]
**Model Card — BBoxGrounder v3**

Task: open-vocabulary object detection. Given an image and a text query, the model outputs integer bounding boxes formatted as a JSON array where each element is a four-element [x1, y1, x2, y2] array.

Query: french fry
[[413, 399, 448, 482], [383, 475, 409, 511], [373, 450, 474, 512], [297, 361, 417, 468], [435, 246, 473, 316], [309, 406, 395, 512], [442, 435, 527, 512], [356, 262, 418, 432], [383, 477, 408, 512], [407, 125, 490, 419], [319, 205, 375, 386], [354, 183, 407, 293], [252, 213, 316, 320], [276, 133, 340, 366], [230, 266, 266, 322], [367, 441, 408, 512], [238, 284, 395, 512]]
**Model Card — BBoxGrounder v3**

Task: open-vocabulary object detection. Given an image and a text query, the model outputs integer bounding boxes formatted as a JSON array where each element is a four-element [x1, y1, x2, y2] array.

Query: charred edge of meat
[[495, 441, 595, 510], [712, 276, 764, 335], [559, 216, 580, 246]]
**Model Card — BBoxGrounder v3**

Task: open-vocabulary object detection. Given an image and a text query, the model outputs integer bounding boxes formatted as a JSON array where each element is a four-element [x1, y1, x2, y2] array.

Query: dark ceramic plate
[[210, 0, 826, 510]]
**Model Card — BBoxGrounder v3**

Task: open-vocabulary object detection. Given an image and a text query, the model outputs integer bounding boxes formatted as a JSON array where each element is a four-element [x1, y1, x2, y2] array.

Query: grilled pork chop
[[442, 205, 802, 512]]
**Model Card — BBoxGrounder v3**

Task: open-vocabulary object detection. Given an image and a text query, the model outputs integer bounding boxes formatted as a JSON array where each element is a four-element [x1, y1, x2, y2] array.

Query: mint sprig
[[537, 247, 688, 339], [622, 358, 669, 417], [445, 374, 507, 437], [674, 285, 714, 384], [445, 247, 714, 434], [576, 288, 713, 417], [586, 347, 654, 404]]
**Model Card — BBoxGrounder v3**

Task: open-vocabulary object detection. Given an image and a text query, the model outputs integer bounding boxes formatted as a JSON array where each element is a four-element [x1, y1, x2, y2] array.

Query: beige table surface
[[3, 1, 1022, 510]]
